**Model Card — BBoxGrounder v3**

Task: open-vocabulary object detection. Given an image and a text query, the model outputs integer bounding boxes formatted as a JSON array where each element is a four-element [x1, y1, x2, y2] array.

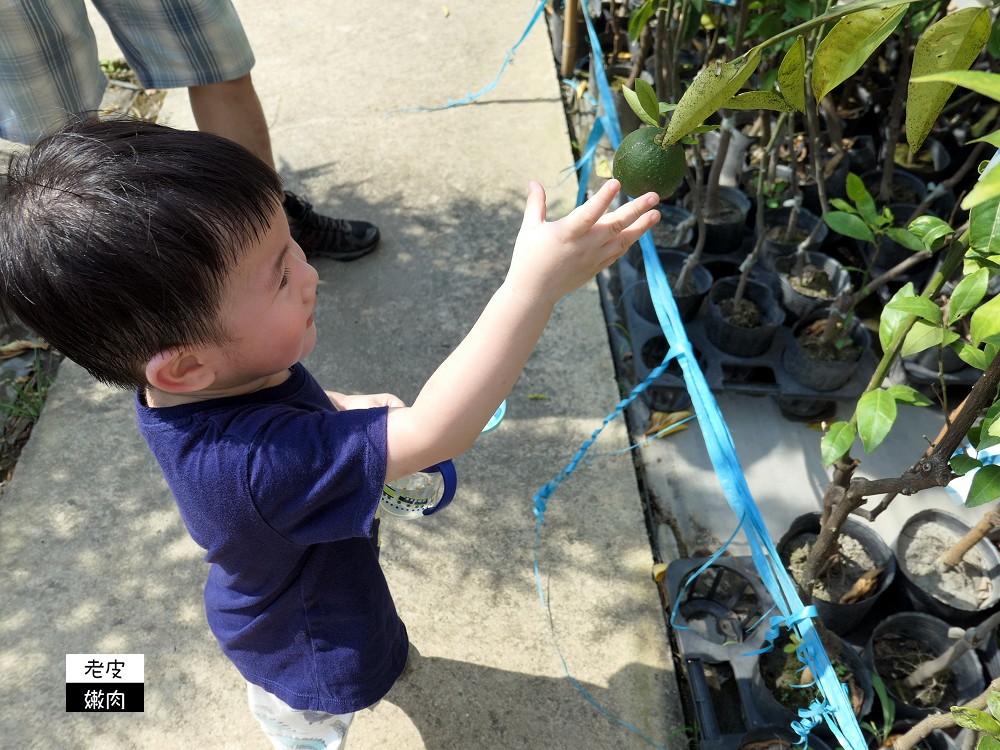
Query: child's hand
[[384, 180, 658, 478], [505, 179, 660, 306], [326, 391, 406, 411]]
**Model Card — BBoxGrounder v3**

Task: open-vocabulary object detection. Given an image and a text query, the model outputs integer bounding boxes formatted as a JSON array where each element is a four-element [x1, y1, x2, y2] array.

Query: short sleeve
[[243, 405, 389, 545]]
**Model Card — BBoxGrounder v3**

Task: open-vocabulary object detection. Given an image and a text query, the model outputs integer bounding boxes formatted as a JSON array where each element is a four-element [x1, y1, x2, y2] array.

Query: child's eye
[[279, 268, 290, 289]]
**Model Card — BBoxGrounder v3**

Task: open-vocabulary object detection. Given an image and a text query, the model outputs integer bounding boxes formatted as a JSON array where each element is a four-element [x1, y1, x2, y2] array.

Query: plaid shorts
[[0, 0, 255, 143]]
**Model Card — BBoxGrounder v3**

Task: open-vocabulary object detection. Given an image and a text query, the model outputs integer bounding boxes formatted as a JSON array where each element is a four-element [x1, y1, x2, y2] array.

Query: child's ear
[[145, 349, 216, 393]]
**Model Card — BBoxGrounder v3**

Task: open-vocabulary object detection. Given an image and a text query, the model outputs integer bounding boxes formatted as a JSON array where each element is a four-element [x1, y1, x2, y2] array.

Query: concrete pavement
[[0, 1, 685, 748]]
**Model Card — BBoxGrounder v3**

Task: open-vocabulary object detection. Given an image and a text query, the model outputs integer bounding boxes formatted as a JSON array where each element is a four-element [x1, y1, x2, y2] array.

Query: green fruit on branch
[[612, 127, 686, 199]]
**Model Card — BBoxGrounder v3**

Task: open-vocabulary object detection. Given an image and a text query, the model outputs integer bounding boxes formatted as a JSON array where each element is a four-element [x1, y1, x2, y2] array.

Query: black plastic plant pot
[[773, 395, 837, 423], [684, 186, 752, 254], [867, 204, 937, 279], [649, 202, 696, 252], [636, 334, 693, 413], [685, 656, 765, 747], [632, 250, 713, 324], [751, 629, 873, 745], [802, 151, 851, 215], [777, 512, 896, 637], [782, 313, 870, 393], [868, 720, 961, 750], [773, 251, 851, 323], [903, 343, 966, 375], [863, 611, 985, 721], [739, 725, 834, 750], [894, 137, 952, 183], [758, 208, 828, 271], [702, 277, 785, 358], [666, 557, 772, 659], [860, 167, 928, 205], [893, 508, 1000, 628]]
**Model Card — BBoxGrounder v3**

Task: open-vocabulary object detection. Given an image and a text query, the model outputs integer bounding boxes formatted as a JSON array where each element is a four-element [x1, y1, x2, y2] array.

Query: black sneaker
[[283, 191, 380, 261]]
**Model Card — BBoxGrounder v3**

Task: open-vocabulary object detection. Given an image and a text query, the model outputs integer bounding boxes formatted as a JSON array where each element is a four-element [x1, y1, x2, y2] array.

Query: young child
[[0, 119, 659, 747]]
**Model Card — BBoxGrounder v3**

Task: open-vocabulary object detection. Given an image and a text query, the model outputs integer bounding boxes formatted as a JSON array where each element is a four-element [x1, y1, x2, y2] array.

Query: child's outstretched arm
[[384, 179, 659, 482]]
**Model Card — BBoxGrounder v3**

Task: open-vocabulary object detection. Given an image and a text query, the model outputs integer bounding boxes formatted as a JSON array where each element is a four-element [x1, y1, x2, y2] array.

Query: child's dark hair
[[0, 118, 284, 390]]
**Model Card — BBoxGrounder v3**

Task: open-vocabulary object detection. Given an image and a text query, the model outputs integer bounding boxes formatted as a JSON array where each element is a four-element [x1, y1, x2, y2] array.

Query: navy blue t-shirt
[[136, 364, 408, 713]]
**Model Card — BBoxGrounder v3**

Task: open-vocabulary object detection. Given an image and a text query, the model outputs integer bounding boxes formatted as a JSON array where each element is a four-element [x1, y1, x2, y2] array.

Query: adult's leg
[[95, 0, 378, 260], [93, 1, 271, 166], [188, 73, 274, 169]]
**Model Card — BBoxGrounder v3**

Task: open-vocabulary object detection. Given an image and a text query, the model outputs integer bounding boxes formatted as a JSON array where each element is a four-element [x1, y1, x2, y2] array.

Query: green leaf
[[970, 129, 1000, 148], [956, 341, 993, 370], [967, 464, 1000, 507], [965, 162, 1000, 211], [821, 421, 856, 466], [885, 296, 942, 324], [824, 211, 875, 243], [879, 282, 917, 351], [884, 227, 927, 252], [978, 401, 1000, 451], [624, 79, 661, 127], [813, 6, 908, 103], [845, 172, 878, 225], [907, 8, 992, 152], [884, 384, 934, 407], [987, 689, 1000, 721], [747, 12, 783, 44], [950, 454, 984, 476], [971, 292, 1000, 346], [828, 198, 856, 214], [901, 320, 951, 357], [990, 13, 1000, 58], [722, 90, 799, 111], [970, 193, 1000, 257], [913, 69, 1000, 103], [953, 706, 1000, 733], [776, 36, 806, 112], [980, 735, 1000, 750], [857, 389, 897, 454], [664, 49, 762, 146], [908, 214, 953, 252], [950, 268, 990, 324], [628, 0, 656, 41]]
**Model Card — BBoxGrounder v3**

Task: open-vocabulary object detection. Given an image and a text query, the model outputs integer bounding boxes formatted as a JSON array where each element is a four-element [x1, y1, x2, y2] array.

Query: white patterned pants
[[247, 682, 355, 750]]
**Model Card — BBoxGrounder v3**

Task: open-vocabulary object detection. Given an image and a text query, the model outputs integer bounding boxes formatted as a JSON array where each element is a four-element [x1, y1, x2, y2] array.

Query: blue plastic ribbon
[[388, 0, 548, 115], [388, 0, 870, 745], [531, 6, 869, 749]]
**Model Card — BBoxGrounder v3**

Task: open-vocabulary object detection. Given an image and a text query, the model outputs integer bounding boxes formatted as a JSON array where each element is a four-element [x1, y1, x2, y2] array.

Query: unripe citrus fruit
[[612, 127, 686, 199]]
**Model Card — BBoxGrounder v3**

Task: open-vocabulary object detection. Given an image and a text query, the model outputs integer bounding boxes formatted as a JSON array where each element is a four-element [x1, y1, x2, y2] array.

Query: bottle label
[[380, 484, 432, 518]]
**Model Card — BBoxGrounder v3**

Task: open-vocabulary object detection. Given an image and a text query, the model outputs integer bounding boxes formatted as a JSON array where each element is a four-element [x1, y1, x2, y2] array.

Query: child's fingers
[[598, 191, 660, 240], [564, 179, 625, 235], [519, 181, 548, 232], [607, 205, 660, 257]]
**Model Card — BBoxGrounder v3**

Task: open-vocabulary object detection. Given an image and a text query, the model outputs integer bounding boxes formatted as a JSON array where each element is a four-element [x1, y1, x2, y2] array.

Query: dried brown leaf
[[0, 339, 48, 360], [644, 409, 693, 438], [838, 567, 883, 604]]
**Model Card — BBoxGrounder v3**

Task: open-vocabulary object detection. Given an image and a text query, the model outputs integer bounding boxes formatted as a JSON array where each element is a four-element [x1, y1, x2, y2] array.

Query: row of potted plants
[[667, 501, 1000, 748], [556, 0, 1000, 746]]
